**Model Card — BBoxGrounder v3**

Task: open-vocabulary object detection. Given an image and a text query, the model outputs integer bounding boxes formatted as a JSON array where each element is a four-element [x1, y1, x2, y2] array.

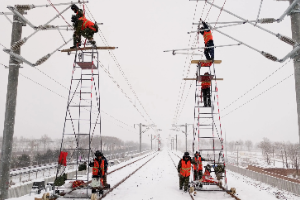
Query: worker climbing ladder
[[54, 45, 116, 198], [189, 60, 227, 191]]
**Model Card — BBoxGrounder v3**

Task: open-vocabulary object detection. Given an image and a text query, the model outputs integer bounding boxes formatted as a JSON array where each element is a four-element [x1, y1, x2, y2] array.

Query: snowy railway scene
[[1, 0, 300, 199]]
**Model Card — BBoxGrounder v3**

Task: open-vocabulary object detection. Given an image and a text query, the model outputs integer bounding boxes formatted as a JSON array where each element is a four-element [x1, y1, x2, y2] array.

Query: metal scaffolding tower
[[55, 47, 101, 198]]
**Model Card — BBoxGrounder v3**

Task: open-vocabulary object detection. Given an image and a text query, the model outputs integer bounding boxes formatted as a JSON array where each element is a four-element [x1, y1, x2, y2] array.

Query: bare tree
[[245, 140, 253, 151], [259, 138, 272, 165], [40, 134, 51, 151], [288, 143, 299, 173]]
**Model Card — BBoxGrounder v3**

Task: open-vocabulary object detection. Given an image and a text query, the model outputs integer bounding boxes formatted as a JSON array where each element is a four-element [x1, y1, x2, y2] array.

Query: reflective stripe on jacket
[[180, 159, 191, 177], [203, 31, 213, 44], [93, 159, 105, 176], [79, 17, 96, 32], [193, 157, 203, 171]]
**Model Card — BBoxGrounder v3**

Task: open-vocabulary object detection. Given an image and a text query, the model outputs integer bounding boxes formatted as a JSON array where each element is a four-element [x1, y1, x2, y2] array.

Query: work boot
[[70, 43, 81, 49], [179, 186, 183, 190]]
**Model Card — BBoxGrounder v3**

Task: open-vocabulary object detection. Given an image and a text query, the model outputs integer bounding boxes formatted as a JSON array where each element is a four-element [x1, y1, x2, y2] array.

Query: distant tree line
[[5, 135, 146, 169]]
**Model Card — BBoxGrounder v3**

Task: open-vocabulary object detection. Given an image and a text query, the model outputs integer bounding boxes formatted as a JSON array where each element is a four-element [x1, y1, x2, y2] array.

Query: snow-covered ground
[[8, 149, 300, 200]]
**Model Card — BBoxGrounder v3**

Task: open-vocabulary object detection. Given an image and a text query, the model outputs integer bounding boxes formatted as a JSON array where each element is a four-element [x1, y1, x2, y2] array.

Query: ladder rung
[[75, 92, 90, 94], [199, 149, 223, 151], [199, 124, 212, 126], [66, 119, 90, 121], [195, 106, 212, 108], [82, 74, 99, 75], [72, 79, 93, 80], [80, 99, 92, 100], [199, 137, 218, 138], [63, 149, 90, 151], [69, 105, 91, 107]]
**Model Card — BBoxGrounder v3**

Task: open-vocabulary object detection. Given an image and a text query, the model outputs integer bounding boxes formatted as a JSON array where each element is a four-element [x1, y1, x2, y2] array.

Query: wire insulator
[[261, 51, 278, 62], [37, 25, 56, 30], [258, 18, 276, 24], [15, 5, 33, 10], [11, 38, 27, 51], [35, 54, 51, 66], [277, 34, 297, 46]]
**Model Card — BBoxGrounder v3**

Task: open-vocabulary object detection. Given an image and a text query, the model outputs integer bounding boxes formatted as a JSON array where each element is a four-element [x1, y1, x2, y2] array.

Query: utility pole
[[151, 134, 152, 150], [134, 123, 156, 152], [0, 10, 24, 200], [139, 123, 141, 152], [176, 134, 177, 151], [279, 0, 300, 144], [172, 123, 193, 152]]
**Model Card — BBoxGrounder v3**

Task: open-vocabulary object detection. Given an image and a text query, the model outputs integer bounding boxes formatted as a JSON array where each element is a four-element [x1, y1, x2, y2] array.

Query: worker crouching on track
[[201, 72, 212, 107], [70, 14, 98, 49], [192, 151, 206, 180], [89, 151, 109, 195], [177, 152, 196, 192]]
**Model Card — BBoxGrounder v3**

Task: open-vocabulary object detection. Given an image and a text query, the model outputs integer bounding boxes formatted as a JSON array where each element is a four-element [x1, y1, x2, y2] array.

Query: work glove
[[178, 173, 181, 177]]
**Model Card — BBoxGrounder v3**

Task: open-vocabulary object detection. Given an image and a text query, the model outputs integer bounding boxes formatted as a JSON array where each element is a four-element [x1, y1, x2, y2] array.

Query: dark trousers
[[204, 40, 214, 60], [179, 175, 189, 191], [194, 170, 203, 180], [202, 88, 211, 107]]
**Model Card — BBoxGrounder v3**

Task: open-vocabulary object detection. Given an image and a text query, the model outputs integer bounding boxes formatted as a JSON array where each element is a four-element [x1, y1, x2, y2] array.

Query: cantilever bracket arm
[[277, 0, 300, 22], [7, 6, 36, 28], [3, 38, 72, 67], [3, 49, 34, 67]]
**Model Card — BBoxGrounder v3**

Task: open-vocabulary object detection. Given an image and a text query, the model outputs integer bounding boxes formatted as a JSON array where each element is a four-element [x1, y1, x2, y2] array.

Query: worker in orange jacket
[[192, 151, 206, 180], [201, 72, 212, 107], [177, 152, 196, 192], [199, 19, 214, 61], [70, 15, 98, 49]]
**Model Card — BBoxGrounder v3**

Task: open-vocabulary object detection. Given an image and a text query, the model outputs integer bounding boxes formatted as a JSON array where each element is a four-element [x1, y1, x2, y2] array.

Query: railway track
[[99, 152, 159, 199], [168, 151, 241, 200]]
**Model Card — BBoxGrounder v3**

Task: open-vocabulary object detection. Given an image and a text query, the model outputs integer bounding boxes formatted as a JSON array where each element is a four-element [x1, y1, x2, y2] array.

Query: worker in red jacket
[[201, 72, 212, 107], [199, 19, 214, 61]]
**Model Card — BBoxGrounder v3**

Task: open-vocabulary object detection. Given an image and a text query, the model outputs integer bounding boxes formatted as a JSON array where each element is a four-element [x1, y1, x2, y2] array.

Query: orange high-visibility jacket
[[92, 159, 104, 176], [203, 31, 213, 45], [201, 75, 211, 89], [79, 17, 96, 32], [193, 157, 203, 171], [180, 159, 191, 177]]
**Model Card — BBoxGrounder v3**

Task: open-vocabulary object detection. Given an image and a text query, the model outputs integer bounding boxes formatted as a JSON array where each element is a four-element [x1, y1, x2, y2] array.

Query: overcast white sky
[[0, 0, 298, 148]]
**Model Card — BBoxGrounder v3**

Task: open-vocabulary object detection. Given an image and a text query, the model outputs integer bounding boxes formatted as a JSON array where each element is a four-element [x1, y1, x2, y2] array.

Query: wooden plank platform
[[60, 46, 117, 52], [191, 60, 222, 64], [183, 77, 223, 81]]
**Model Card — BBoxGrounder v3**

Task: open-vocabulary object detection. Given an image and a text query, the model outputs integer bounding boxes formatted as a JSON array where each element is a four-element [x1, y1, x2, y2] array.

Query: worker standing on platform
[[201, 72, 212, 107], [192, 151, 206, 180], [199, 19, 214, 61], [70, 15, 98, 49], [178, 152, 196, 192]]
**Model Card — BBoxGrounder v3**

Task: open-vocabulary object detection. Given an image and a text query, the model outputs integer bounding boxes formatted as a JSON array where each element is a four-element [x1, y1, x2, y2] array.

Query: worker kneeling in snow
[[177, 152, 196, 192]]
